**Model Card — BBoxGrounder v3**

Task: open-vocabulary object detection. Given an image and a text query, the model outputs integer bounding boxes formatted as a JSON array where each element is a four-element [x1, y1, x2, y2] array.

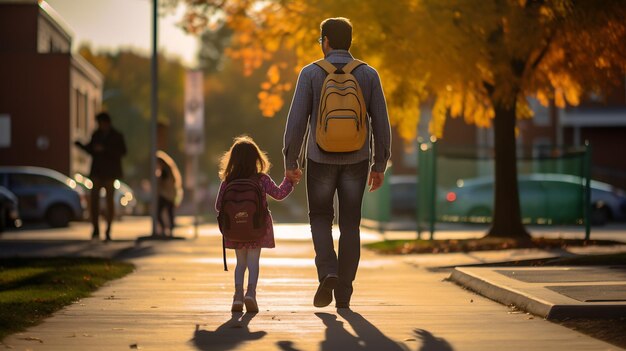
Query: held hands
[[285, 168, 303, 185], [368, 171, 384, 192]]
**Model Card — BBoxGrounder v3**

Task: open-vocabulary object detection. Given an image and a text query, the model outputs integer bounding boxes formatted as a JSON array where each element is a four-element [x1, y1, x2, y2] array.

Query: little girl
[[215, 136, 296, 313]]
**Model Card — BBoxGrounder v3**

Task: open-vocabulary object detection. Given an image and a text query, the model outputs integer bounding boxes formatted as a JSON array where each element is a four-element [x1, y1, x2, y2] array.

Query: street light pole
[[150, 0, 159, 236]]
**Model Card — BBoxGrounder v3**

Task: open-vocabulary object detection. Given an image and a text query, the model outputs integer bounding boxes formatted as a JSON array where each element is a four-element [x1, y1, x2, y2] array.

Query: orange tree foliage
[[174, 0, 626, 139], [174, 0, 626, 237]]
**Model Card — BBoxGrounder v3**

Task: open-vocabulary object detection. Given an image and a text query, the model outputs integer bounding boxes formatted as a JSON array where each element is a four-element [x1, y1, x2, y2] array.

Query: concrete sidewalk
[[1, 224, 621, 350]]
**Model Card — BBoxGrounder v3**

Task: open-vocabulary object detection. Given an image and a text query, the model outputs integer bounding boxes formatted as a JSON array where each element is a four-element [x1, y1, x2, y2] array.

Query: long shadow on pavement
[[190, 312, 266, 351], [316, 310, 406, 351], [309, 310, 454, 351], [413, 329, 454, 351]]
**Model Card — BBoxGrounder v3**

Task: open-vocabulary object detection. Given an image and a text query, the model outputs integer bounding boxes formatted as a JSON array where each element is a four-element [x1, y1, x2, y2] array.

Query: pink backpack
[[217, 177, 268, 270]]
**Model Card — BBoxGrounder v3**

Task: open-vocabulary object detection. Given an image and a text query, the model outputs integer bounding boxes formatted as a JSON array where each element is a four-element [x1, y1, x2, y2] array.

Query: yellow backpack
[[314, 59, 367, 152]]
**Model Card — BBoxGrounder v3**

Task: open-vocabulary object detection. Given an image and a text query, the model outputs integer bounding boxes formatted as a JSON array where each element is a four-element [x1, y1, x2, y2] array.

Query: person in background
[[75, 112, 127, 241], [157, 158, 177, 236]]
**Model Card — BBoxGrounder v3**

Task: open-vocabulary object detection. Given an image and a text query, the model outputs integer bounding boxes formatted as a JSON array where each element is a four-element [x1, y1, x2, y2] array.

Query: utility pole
[[150, 0, 159, 236]]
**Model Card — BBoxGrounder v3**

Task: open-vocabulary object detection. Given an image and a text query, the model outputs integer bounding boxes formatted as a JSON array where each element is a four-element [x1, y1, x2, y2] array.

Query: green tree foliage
[[79, 38, 307, 219], [79, 45, 186, 191]]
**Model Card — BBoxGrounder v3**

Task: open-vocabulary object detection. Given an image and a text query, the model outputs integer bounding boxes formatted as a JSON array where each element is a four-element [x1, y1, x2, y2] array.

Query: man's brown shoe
[[313, 274, 338, 308]]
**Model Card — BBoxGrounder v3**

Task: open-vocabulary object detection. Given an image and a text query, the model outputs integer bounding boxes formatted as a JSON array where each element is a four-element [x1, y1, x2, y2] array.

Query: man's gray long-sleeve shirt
[[283, 50, 392, 173]]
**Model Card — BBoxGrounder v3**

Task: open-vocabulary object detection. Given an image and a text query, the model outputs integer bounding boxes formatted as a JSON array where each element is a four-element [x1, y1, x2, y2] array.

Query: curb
[[449, 267, 626, 320], [450, 267, 552, 318]]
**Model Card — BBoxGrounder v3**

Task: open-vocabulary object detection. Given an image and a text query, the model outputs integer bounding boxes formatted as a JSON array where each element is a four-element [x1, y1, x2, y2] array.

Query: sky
[[45, 0, 200, 67]]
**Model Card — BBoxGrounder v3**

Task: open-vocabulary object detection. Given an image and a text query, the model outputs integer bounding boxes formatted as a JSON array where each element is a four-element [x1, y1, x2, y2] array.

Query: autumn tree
[[176, 0, 626, 238]]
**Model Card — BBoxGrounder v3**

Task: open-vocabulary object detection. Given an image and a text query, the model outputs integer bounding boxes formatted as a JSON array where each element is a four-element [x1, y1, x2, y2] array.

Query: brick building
[[0, 0, 103, 177]]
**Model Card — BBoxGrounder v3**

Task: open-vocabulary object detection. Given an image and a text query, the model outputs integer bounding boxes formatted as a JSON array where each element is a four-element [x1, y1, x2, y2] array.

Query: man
[[283, 17, 391, 309], [75, 112, 127, 241]]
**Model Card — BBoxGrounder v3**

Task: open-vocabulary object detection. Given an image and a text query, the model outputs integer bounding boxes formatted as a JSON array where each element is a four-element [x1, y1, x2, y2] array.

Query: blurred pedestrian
[[75, 112, 127, 241], [156, 158, 176, 236]]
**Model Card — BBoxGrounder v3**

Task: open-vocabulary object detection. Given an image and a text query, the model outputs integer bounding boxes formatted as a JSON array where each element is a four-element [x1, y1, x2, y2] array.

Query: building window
[[0, 114, 10, 148], [533, 137, 552, 158], [75, 89, 88, 132], [92, 99, 98, 130], [529, 98, 551, 127], [83, 93, 89, 132], [74, 89, 81, 130]]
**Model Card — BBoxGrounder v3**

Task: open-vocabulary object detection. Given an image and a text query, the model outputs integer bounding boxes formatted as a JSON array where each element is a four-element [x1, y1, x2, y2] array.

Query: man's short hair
[[96, 112, 111, 123], [320, 17, 352, 50]]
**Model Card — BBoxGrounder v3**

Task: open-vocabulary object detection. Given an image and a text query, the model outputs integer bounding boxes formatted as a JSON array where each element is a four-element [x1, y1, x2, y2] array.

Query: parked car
[[390, 175, 447, 218], [440, 174, 626, 225], [73, 174, 137, 219], [0, 167, 86, 227], [390, 175, 420, 216], [0, 186, 21, 232]]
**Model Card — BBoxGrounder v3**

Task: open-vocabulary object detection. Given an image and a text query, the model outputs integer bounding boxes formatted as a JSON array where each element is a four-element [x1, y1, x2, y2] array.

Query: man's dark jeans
[[306, 159, 369, 304]]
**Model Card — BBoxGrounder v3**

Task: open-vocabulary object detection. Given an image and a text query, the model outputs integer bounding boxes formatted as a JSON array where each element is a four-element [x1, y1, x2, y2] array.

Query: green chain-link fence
[[416, 140, 592, 240]]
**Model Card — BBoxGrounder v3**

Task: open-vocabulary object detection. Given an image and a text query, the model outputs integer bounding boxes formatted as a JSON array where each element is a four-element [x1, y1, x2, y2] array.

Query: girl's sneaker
[[231, 289, 244, 312], [244, 295, 258, 313], [244, 287, 259, 313]]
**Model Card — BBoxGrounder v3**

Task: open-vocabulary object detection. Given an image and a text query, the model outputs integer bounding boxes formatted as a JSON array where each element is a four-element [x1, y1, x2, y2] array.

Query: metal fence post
[[416, 141, 423, 239], [429, 138, 437, 240], [584, 141, 592, 241]]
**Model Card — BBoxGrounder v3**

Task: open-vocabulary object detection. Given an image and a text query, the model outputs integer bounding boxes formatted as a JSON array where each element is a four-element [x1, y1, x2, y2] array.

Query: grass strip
[[364, 237, 624, 255], [0, 257, 134, 340]]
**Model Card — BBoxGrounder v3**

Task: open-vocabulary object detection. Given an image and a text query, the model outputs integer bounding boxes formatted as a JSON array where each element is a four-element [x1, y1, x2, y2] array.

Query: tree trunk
[[486, 101, 531, 239]]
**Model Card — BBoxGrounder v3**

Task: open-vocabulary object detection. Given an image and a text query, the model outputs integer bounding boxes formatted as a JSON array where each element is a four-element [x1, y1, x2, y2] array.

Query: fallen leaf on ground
[[17, 337, 43, 343]]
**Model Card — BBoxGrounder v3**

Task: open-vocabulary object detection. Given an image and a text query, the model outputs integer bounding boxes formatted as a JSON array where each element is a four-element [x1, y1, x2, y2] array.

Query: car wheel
[[591, 206, 611, 226], [46, 204, 72, 228], [0, 208, 6, 233]]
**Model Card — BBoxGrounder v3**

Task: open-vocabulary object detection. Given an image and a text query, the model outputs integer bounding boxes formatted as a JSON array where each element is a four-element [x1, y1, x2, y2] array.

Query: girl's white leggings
[[234, 248, 261, 287]]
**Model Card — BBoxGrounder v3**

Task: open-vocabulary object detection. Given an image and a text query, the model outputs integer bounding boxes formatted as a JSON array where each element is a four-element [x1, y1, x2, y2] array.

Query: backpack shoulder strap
[[342, 59, 366, 74], [313, 59, 337, 74]]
